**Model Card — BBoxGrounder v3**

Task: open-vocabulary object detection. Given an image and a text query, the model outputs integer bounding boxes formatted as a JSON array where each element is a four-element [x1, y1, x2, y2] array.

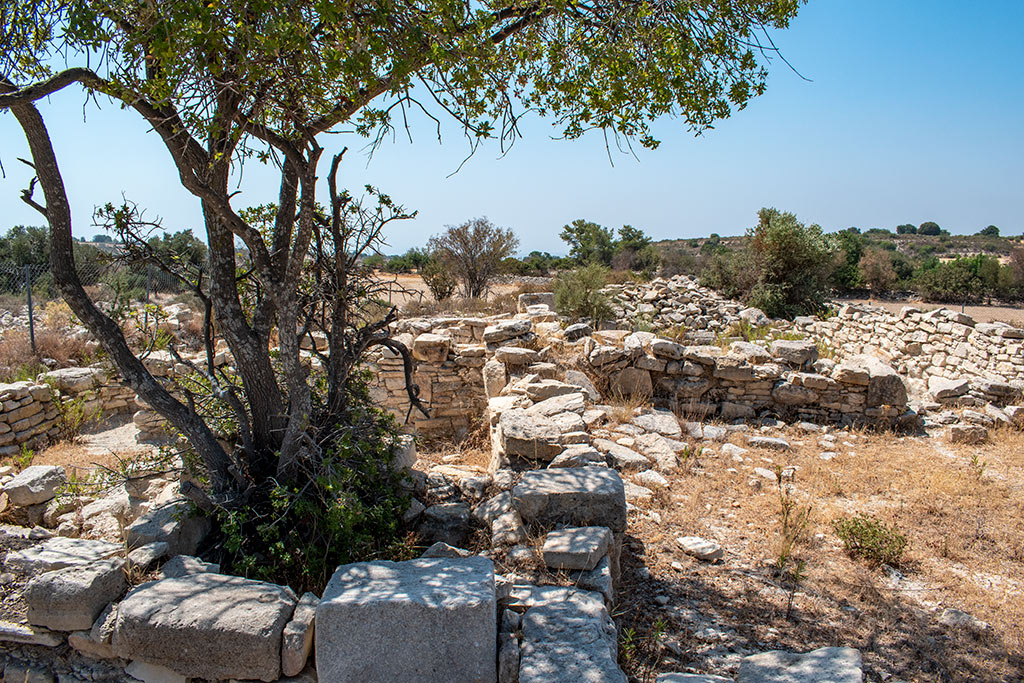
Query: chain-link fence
[[0, 261, 189, 352]]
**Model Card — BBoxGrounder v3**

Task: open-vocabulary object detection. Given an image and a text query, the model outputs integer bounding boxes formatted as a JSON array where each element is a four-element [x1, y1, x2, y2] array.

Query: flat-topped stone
[[113, 573, 297, 682], [630, 411, 682, 438], [542, 527, 612, 571], [3, 465, 66, 506], [513, 467, 627, 532], [736, 646, 862, 683], [25, 557, 126, 631], [500, 408, 564, 460], [316, 557, 496, 683], [519, 600, 626, 683], [5, 537, 121, 574]]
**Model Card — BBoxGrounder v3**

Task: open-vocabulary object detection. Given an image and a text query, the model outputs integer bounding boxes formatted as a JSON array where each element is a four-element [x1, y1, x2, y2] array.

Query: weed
[[51, 391, 99, 443], [619, 618, 667, 682], [774, 474, 812, 573], [969, 453, 988, 481], [15, 445, 34, 470], [834, 514, 908, 566]]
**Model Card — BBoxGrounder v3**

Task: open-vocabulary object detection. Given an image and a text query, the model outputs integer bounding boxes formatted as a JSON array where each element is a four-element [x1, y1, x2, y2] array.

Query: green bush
[[421, 258, 457, 301], [834, 514, 908, 566], [216, 377, 412, 593], [554, 264, 613, 324]]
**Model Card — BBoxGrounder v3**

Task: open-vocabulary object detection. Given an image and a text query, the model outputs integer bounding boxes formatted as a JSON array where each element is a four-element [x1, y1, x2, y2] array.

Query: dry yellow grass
[[620, 426, 1024, 682]]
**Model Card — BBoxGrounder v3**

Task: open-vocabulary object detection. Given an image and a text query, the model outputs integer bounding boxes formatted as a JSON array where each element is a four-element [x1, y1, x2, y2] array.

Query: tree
[[700, 209, 836, 318], [859, 249, 896, 296], [896, 224, 917, 235], [560, 219, 616, 266], [428, 218, 519, 299], [918, 221, 942, 236], [2, 0, 804, 587], [0, 226, 50, 265], [831, 228, 864, 292], [977, 225, 1000, 237], [91, 234, 114, 244]]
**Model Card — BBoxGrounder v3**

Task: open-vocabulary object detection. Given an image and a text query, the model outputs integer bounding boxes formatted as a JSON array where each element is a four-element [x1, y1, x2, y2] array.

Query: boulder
[[676, 536, 723, 562], [495, 346, 540, 365], [747, 436, 791, 452], [736, 646, 862, 683], [500, 408, 564, 461], [41, 367, 104, 393], [483, 359, 508, 398], [949, 424, 987, 444], [521, 379, 580, 402], [519, 600, 626, 683], [113, 573, 297, 682], [159, 554, 220, 578], [564, 323, 594, 341], [417, 503, 471, 546], [513, 467, 627, 532], [850, 355, 907, 407], [739, 307, 769, 327], [3, 465, 66, 507], [542, 526, 612, 571], [593, 439, 650, 472], [316, 557, 496, 683]]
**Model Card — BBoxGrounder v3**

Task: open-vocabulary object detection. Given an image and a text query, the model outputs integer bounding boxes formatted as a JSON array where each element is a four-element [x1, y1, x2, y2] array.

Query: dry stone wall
[[796, 304, 1024, 405]]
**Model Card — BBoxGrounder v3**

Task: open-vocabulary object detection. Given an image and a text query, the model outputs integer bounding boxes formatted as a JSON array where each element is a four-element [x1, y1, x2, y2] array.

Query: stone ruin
[[1, 277, 1022, 683]]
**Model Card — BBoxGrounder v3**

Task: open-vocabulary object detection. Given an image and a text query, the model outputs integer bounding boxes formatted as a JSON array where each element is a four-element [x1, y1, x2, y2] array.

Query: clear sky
[[1, 1, 1022, 256]]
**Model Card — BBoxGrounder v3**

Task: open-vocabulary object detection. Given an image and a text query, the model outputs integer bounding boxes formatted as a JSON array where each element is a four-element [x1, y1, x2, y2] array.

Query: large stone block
[[5, 537, 121, 574], [3, 465, 66, 506], [513, 467, 626, 532], [519, 600, 626, 683], [113, 573, 297, 682], [316, 557, 496, 683], [736, 646, 862, 682], [25, 558, 126, 631], [500, 408, 563, 461]]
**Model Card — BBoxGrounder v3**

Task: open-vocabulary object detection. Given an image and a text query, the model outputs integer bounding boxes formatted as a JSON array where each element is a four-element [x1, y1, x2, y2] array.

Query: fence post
[[24, 265, 36, 353], [144, 265, 152, 329]]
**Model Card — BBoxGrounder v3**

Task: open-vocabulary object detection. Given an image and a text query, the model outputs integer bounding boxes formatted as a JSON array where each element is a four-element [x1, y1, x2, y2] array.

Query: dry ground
[[841, 297, 1024, 326], [619, 426, 1024, 682]]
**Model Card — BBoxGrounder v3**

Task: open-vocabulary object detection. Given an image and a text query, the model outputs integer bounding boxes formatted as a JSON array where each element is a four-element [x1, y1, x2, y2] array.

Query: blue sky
[[1, 1, 1022, 255]]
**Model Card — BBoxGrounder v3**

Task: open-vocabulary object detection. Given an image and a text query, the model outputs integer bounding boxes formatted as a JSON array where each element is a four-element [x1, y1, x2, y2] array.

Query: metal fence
[[0, 261, 188, 352]]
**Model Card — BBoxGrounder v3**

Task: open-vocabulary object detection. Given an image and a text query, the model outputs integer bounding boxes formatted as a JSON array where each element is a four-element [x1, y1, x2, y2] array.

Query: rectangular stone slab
[[112, 573, 297, 682], [513, 467, 627, 532], [519, 600, 626, 683], [316, 557, 496, 683]]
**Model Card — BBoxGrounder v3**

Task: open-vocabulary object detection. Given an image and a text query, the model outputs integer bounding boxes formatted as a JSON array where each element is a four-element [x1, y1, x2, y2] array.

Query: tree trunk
[[8, 97, 235, 492]]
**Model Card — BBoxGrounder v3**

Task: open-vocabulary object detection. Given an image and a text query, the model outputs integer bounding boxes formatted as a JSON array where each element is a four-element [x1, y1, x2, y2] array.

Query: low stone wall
[[580, 331, 911, 427], [797, 304, 1024, 405], [0, 368, 138, 457]]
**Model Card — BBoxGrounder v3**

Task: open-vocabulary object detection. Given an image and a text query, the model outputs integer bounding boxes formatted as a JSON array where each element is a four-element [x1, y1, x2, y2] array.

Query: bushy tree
[[831, 228, 864, 292], [560, 220, 616, 266], [978, 225, 1000, 237], [0, 225, 50, 265], [918, 221, 942, 236], [2, 0, 805, 586], [428, 218, 519, 298], [859, 248, 897, 296], [554, 264, 613, 324], [896, 224, 917, 235]]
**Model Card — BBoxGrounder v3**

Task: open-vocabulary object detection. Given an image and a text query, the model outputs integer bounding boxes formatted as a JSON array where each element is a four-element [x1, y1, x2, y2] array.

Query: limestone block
[[736, 646, 862, 683], [25, 558, 126, 631], [113, 573, 297, 682], [5, 536, 121, 574], [316, 557, 496, 683], [630, 411, 682, 438], [496, 347, 541, 365], [500, 408, 563, 461], [609, 367, 652, 399], [519, 600, 626, 683], [593, 439, 649, 472], [41, 367, 105, 393], [529, 392, 586, 417], [929, 376, 970, 400], [513, 467, 627, 532], [412, 333, 451, 362], [483, 360, 508, 398], [485, 319, 533, 343], [542, 526, 612, 571], [282, 592, 319, 677], [125, 499, 210, 556], [3, 465, 66, 506]]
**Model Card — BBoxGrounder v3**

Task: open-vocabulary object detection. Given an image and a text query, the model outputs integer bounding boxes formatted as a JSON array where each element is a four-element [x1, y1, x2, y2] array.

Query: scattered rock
[[3, 466, 66, 507], [676, 536, 723, 562]]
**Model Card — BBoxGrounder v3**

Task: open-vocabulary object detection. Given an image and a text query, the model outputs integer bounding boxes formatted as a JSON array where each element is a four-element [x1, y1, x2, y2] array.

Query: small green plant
[[51, 390, 99, 443], [774, 472, 812, 573], [553, 264, 614, 324], [619, 618, 667, 681], [834, 514, 908, 566], [969, 453, 988, 481], [15, 445, 35, 470]]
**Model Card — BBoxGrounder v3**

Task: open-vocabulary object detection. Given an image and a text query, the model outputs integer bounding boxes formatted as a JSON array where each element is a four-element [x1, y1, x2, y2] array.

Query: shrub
[[420, 258, 457, 301], [554, 264, 613, 324], [859, 248, 897, 295], [834, 514, 908, 566], [428, 218, 519, 298]]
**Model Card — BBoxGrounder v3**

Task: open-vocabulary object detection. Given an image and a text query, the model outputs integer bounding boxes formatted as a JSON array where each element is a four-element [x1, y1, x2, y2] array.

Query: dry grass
[[619, 426, 1024, 682], [0, 328, 93, 382]]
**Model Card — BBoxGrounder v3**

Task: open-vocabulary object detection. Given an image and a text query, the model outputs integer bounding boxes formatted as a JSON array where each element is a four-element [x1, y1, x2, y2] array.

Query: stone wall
[[0, 368, 137, 457], [797, 304, 1024, 405], [580, 331, 912, 428]]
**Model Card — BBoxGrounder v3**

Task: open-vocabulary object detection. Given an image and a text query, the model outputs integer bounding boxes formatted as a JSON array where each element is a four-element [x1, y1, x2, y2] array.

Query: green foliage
[[977, 225, 1000, 237], [553, 264, 613, 324], [560, 219, 616, 266], [703, 208, 836, 319], [896, 223, 917, 235], [619, 618, 667, 680], [859, 248, 897, 295], [913, 254, 1008, 303], [428, 218, 519, 299], [421, 258, 458, 301], [918, 221, 942, 236], [51, 390, 99, 443], [831, 228, 864, 292], [217, 383, 412, 593], [385, 248, 430, 274], [834, 514, 908, 566]]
